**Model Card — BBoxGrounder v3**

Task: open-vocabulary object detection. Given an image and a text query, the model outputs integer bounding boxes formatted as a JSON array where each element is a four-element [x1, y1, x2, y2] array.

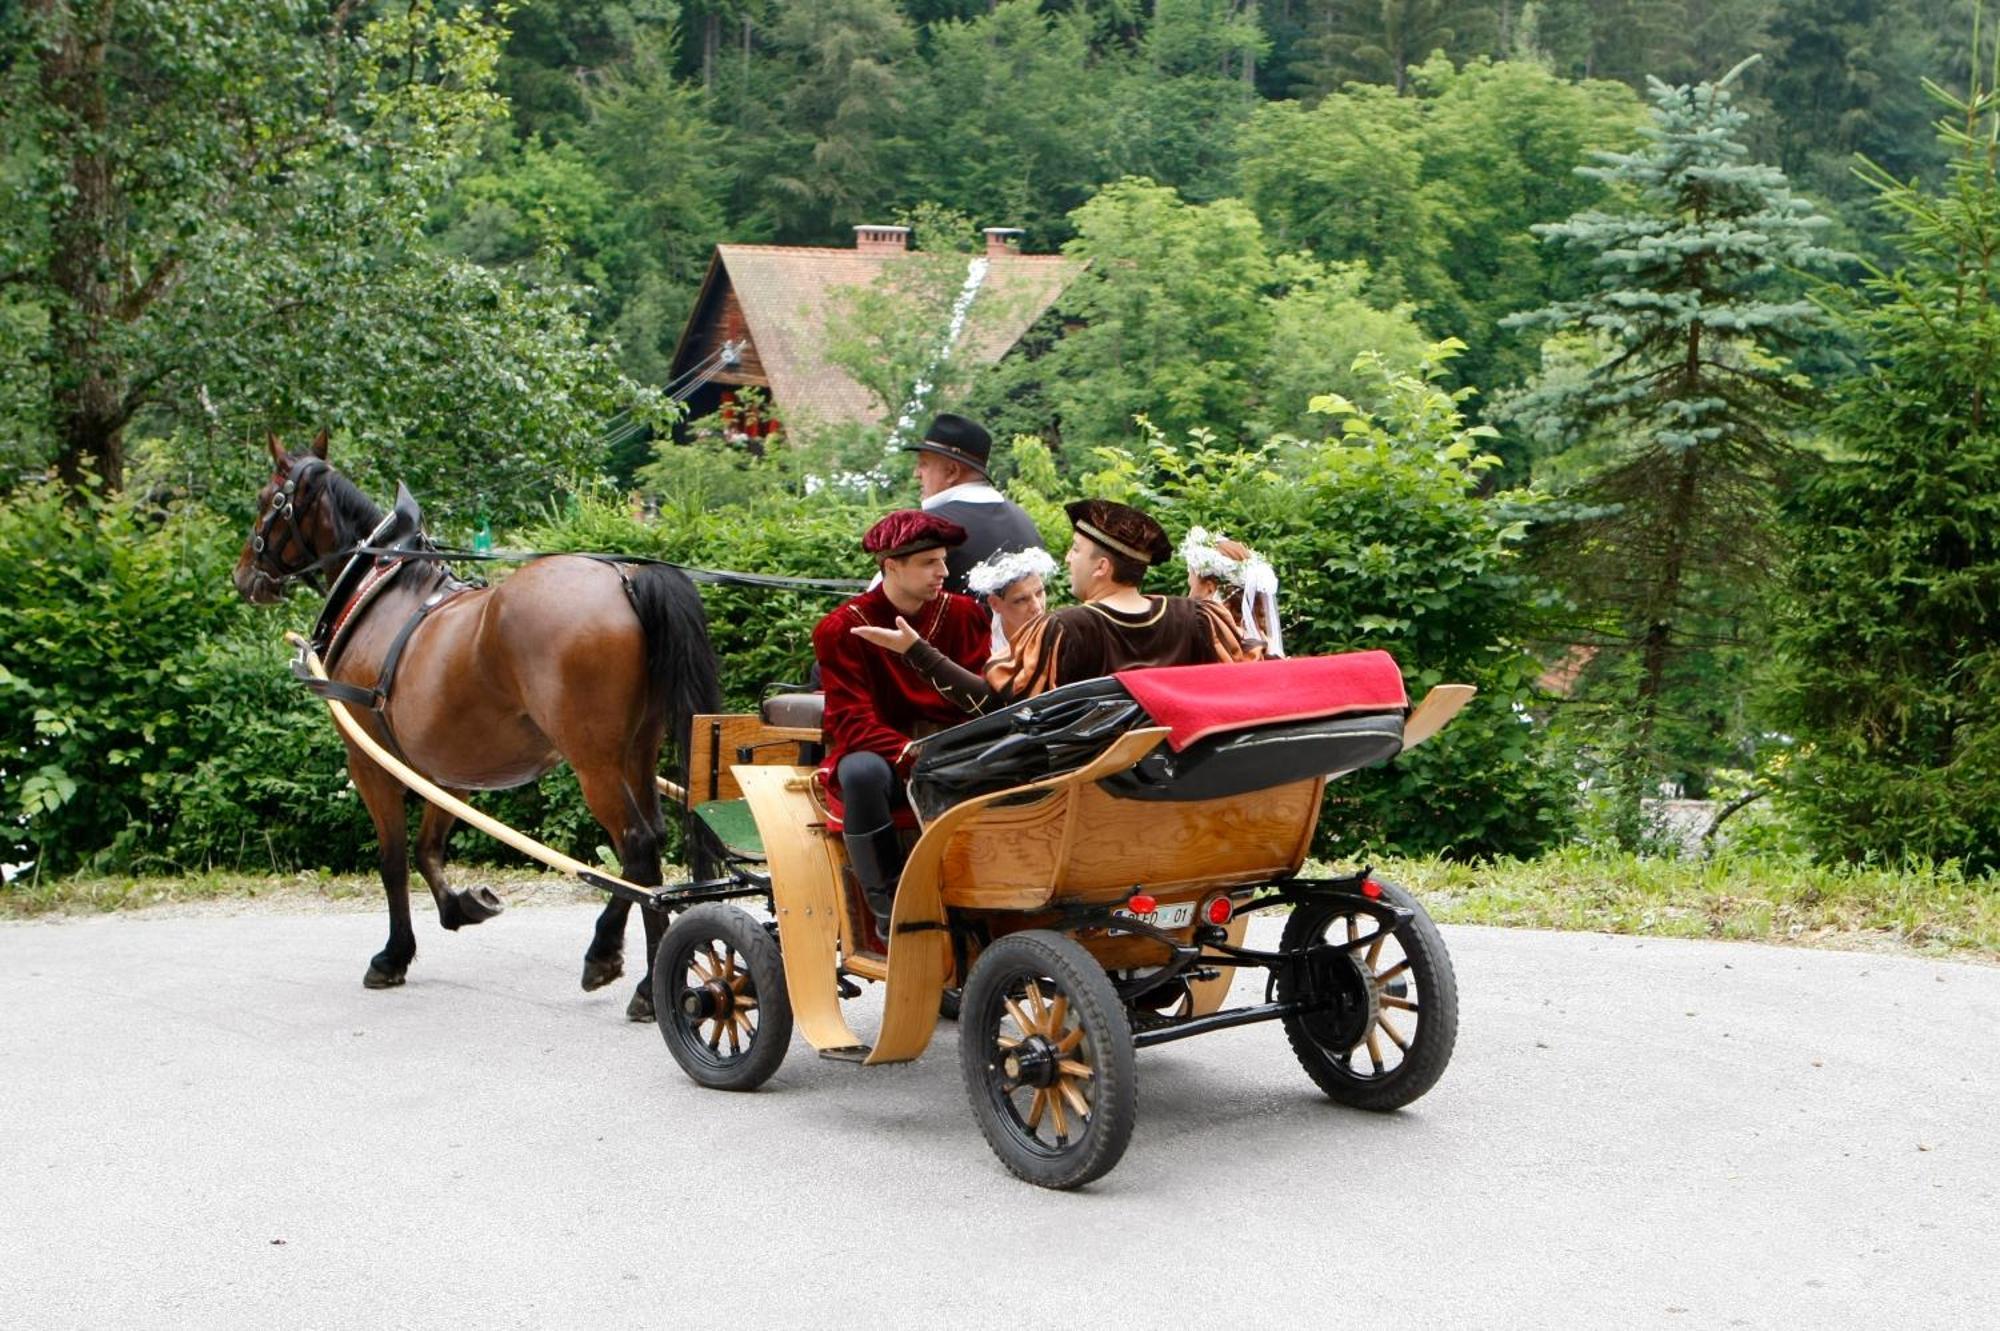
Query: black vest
[[927, 497, 1046, 595]]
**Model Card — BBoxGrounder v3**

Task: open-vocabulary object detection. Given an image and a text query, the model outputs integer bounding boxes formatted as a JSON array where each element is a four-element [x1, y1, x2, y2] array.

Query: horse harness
[[265, 464, 478, 763]]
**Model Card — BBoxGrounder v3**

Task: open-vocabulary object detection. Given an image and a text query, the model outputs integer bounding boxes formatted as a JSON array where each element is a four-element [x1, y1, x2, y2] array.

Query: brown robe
[[906, 595, 1260, 716]]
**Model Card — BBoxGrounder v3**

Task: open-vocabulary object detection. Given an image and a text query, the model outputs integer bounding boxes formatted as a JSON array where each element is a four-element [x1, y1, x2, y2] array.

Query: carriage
[[646, 652, 1475, 1188]]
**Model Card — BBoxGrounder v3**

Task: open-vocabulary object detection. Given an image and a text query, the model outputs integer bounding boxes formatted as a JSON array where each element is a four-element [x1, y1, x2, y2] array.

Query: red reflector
[[1361, 879, 1383, 899], [1205, 895, 1233, 926], [1128, 893, 1157, 915]]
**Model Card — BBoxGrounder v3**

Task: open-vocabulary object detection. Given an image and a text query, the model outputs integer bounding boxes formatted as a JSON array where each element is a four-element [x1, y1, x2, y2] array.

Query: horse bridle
[[251, 457, 347, 589]]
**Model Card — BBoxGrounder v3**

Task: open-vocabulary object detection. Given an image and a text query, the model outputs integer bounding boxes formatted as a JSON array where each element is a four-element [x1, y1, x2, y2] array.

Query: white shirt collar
[[922, 480, 1005, 507]]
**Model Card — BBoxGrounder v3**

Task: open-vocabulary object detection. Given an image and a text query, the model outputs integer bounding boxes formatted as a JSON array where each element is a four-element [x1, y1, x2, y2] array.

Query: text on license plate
[[1116, 901, 1195, 929]]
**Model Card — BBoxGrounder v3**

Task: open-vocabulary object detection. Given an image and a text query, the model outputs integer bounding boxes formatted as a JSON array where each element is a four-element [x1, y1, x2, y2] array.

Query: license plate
[[1116, 901, 1194, 929]]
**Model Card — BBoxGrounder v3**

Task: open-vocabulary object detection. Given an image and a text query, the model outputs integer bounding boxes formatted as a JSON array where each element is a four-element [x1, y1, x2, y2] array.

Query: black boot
[[843, 821, 907, 931]]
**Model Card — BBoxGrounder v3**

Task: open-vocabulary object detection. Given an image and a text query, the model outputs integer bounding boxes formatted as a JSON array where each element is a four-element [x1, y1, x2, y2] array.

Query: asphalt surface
[[2, 901, 1996, 1329]]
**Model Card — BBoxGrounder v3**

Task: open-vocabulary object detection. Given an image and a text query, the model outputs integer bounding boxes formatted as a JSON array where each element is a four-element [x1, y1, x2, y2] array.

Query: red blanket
[[1115, 651, 1408, 751]]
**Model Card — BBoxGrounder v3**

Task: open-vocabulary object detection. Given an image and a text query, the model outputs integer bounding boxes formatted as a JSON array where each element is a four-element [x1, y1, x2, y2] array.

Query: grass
[[1371, 846, 2000, 960], [0, 865, 596, 918], [6, 849, 1996, 962]]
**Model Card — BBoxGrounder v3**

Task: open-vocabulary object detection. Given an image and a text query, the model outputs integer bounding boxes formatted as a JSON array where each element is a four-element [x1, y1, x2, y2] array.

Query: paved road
[[2, 902, 1995, 1329]]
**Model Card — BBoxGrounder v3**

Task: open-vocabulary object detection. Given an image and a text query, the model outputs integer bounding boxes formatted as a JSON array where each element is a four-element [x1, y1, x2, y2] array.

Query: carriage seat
[[907, 653, 1413, 820], [760, 691, 826, 732]]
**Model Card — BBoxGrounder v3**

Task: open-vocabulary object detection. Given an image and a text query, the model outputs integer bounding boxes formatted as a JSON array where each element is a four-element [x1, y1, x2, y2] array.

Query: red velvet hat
[[863, 509, 968, 560], [1065, 499, 1172, 568]]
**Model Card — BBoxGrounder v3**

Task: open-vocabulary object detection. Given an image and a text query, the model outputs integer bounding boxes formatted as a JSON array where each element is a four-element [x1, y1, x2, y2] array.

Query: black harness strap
[[291, 570, 468, 767]]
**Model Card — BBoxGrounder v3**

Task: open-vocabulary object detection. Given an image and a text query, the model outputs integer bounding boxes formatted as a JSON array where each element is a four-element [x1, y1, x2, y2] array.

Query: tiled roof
[[706, 244, 1080, 430]]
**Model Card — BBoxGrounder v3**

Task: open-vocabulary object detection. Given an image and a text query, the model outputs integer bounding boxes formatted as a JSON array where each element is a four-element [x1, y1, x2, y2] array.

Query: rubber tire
[[958, 930, 1137, 1190], [653, 903, 793, 1092], [1278, 878, 1458, 1112]]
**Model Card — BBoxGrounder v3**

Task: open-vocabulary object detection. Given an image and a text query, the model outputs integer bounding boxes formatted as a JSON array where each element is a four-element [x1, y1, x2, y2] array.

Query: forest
[[1, 0, 1996, 885]]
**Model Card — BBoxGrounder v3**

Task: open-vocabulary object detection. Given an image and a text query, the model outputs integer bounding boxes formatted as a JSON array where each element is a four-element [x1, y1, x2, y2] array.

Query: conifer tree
[[1502, 59, 1840, 801], [1775, 21, 2000, 872]]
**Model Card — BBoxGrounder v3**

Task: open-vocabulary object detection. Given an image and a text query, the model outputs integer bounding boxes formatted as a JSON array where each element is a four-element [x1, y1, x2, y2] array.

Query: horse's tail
[[626, 563, 722, 766]]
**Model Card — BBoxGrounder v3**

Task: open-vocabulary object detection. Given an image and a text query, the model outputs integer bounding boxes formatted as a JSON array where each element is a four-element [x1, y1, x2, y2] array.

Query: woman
[[1181, 526, 1284, 658], [964, 545, 1057, 662]]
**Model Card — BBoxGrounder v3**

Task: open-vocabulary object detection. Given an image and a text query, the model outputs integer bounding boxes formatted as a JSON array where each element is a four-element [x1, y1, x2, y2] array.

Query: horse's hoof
[[363, 966, 406, 990], [581, 956, 624, 992], [625, 988, 655, 1023], [439, 886, 504, 932]]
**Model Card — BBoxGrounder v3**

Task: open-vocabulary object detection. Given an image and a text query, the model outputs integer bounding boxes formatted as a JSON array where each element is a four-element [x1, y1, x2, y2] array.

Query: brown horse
[[233, 431, 720, 1019]]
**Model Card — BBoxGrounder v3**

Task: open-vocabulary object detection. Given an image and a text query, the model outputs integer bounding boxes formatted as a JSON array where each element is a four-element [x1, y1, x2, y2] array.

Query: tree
[[733, 0, 917, 243], [1500, 60, 1841, 801], [1764, 0, 1951, 239], [0, 0, 642, 513], [1291, 0, 1499, 95], [901, 5, 1106, 249], [1045, 179, 1274, 449], [1775, 24, 2000, 872]]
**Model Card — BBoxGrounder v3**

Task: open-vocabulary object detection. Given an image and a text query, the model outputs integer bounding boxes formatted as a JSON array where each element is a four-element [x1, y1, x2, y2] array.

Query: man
[[812, 510, 991, 924], [907, 413, 1044, 595], [852, 499, 1260, 714]]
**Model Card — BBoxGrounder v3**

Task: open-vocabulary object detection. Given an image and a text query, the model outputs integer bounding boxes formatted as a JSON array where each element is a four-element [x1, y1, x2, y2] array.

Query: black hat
[[904, 413, 993, 476]]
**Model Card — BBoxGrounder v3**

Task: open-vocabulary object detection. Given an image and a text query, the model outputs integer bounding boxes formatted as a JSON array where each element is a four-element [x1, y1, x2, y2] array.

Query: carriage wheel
[[1277, 877, 1458, 1111], [652, 904, 793, 1092], [959, 931, 1137, 1190]]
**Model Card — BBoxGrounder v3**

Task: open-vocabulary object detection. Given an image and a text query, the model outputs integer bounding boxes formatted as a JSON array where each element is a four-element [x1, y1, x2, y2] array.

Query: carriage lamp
[[1361, 879, 1383, 899], [1203, 894, 1235, 926], [1127, 893, 1157, 915]]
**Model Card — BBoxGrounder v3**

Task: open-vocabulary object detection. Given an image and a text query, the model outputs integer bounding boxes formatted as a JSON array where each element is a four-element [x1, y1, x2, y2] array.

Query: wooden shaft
[[284, 632, 650, 895]]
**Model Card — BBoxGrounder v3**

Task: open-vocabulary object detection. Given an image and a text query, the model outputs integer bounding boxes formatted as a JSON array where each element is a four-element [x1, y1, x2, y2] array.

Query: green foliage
[[1240, 56, 1646, 393], [1050, 179, 1275, 448], [1774, 33, 2000, 873], [0, 485, 368, 873], [515, 484, 876, 708], [0, 0, 650, 520]]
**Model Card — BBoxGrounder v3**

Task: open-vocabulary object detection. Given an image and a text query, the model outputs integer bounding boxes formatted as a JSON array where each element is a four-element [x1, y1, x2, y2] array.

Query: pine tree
[[1502, 59, 1841, 801], [1775, 21, 2000, 872]]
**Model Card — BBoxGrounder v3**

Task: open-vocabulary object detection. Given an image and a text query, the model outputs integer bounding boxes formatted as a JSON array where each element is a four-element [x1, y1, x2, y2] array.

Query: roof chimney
[[984, 227, 1025, 258], [854, 224, 911, 255]]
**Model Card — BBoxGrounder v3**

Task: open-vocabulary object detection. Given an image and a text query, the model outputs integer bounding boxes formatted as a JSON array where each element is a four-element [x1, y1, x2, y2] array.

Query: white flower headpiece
[[1180, 526, 1285, 657], [965, 545, 1057, 597]]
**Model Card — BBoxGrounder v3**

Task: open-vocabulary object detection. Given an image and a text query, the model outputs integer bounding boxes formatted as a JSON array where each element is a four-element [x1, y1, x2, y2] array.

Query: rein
[[329, 543, 869, 596]]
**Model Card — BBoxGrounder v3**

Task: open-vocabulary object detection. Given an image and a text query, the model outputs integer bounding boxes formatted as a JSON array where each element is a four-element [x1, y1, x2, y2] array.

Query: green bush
[[0, 484, 371, 873]]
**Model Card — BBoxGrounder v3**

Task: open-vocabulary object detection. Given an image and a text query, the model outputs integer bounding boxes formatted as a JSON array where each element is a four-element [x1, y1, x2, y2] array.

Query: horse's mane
[[321, 468, 384, 545]]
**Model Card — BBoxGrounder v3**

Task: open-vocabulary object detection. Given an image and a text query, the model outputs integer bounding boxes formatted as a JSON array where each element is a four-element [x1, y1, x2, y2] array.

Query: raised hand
[[850, 615, 922, 656]]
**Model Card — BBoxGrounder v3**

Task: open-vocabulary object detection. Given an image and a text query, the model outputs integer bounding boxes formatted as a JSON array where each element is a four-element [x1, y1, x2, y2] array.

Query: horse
[[232, 430, 721, 1020]]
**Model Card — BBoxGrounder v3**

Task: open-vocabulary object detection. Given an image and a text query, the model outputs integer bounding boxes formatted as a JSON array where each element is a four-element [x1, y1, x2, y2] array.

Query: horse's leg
[[413, 794, 503, 930], [582, 895, 631, 993], [572, 761, 668, 1023], [350, 754, 416, 989]]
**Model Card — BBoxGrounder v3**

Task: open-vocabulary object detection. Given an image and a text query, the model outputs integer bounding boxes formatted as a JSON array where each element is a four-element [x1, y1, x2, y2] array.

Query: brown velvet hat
[[863, 509, 969, 560], [1065, 499, 1172, 568]]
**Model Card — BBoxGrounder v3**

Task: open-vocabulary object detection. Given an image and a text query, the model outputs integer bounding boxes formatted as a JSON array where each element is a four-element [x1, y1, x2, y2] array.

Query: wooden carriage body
[[699, 679, 1473, 1069]]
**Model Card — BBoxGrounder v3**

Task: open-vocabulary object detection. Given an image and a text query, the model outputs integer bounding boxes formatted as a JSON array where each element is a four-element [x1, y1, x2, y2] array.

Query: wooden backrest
[[687, 713, 822, 805]]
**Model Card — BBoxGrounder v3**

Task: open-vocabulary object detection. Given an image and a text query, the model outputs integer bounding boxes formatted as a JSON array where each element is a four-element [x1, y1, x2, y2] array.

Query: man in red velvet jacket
[[812, 510, 991, 924]]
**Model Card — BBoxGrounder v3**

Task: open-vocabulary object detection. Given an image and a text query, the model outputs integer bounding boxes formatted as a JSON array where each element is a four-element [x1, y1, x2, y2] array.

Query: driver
[[812, 510, 991, 925], [851, 499, 1260, 714]]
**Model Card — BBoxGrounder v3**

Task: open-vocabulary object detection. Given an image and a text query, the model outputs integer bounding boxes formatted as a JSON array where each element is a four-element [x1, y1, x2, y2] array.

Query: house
[[666, 225, 1080, 443]]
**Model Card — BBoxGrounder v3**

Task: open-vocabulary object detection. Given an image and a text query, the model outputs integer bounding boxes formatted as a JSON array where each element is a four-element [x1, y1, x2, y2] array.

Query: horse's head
[[233, 429, 340, 605]]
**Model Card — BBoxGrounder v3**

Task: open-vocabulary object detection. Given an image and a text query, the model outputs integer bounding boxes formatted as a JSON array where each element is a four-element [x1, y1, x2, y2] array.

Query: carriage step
[[817, 1044, 871, 1063]]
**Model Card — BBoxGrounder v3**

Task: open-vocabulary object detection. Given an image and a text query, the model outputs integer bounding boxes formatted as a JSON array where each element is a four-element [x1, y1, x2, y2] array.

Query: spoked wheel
[[1277, 878, 1458, 1111], [652, 904, 793, 1092], [958, 931, 1137, 1190]]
